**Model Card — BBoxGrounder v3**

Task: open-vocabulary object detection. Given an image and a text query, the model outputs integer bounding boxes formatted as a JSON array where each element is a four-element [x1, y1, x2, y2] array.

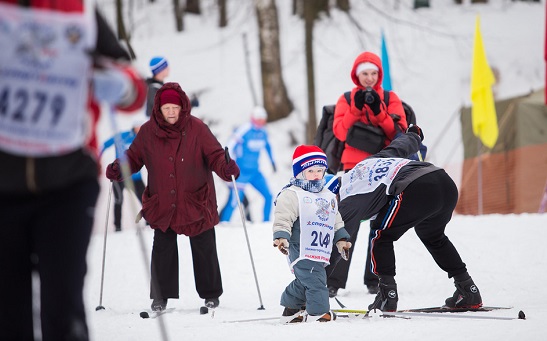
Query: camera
[[364, 86, 375, 104]]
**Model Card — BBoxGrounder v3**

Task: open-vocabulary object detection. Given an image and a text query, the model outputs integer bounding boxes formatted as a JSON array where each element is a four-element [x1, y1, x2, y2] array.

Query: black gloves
[[354, 90, 366, 110], [406, 124, 424, 141], [366, 88, 381, 115], [354, 87, 381, 115]]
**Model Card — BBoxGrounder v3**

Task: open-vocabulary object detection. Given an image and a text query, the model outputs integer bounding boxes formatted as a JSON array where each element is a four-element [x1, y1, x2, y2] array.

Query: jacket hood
[[350, 51, 384, 91], [152, 82, 191, 134]]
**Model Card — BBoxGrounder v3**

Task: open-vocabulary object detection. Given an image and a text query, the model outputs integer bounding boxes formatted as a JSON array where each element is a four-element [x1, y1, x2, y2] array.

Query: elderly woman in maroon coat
[[106, 82, 240, 312]]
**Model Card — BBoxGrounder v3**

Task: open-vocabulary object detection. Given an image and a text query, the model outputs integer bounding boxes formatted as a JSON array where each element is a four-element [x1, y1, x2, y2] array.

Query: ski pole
[[96, 182, 113, 311], [225, 147, 265, 310]]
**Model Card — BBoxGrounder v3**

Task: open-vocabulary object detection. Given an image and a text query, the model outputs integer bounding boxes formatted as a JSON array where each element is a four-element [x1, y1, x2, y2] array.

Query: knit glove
[[105, 161, 122, 181], [224, 160, 240, 180], [273, 238, 289, 255], [336, 240, 352, 261]]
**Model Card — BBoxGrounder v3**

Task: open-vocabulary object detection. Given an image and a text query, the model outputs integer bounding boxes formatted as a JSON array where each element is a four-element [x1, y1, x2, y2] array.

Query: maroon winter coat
[[107, 82, 239, 236]]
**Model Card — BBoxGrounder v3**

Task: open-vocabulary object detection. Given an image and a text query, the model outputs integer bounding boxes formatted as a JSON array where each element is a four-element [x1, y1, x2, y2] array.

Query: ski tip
[[518, 310, 526, 320], [199, 306, 209, 315], [140, 311, 150, 319]]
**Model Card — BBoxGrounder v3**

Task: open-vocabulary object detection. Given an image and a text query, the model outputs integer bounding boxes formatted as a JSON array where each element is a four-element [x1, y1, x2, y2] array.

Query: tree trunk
[[255, 0, 293, 122], [116, 0, 136, 59], [336, 0, 350, 12], [186, 0, 201, 14], [173, 0, 184, 31], [218, 0, 227, 27], [303, 0, 316, 144]]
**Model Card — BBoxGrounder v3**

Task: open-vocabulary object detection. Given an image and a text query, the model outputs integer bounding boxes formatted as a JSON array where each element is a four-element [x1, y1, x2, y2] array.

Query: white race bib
[[0, 4, 96, 156], [289, 187, 337, 268], [340, 157, 411, 200]]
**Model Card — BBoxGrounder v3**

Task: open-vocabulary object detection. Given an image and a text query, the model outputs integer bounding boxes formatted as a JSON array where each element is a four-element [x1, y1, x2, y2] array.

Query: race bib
[[289, 187, 337, 268], [340, 157, 411, 200], [0, 4, 96, 156]]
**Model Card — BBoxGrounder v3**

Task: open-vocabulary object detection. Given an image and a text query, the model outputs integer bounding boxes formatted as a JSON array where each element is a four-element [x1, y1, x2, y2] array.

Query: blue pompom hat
[[292, 145, 327, 177], [149, 56, 169, 76]]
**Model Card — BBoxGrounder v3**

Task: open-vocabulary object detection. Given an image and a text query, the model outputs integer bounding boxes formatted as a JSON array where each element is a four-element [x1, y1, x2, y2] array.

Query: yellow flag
[[471, 15, 498, 149]]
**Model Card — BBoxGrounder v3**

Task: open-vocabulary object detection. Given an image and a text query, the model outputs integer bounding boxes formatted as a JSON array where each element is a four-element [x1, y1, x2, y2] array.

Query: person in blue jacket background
[[101, 120, 146, 231], [220, 106, 276, 223]]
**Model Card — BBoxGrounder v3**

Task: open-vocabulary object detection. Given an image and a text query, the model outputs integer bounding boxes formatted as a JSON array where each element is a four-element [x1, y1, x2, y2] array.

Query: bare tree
[[336, 0, 350, 12], [218, 0, 228, 27], [303, 0, 316, 144], [115, 0, 136, 59], [295, 0, 330, 143], [255, 0, 294, 121], [173, 0, 184, 31], [186, 0, 201, 14]]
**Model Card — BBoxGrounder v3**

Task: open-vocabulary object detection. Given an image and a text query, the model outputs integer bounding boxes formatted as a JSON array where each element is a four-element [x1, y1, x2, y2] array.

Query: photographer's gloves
[[353, 88, 382, 115], [365, 89, 382, 115]]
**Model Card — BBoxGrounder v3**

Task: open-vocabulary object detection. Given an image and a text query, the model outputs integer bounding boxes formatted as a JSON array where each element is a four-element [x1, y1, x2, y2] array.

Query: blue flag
[[381, 31, 392, 91]]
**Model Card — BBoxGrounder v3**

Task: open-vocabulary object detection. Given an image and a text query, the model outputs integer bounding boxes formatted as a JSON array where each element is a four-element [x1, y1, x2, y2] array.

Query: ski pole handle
[[224, 146, 230, 163]]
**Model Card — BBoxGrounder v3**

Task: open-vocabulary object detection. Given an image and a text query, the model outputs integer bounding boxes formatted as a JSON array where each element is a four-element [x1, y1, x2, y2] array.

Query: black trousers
[[342, 170, 468, 279], [150, 227, 223, 300], [0, 179, 99, 341], [112, 178, 145, 230], [325, 219, 378, 289]]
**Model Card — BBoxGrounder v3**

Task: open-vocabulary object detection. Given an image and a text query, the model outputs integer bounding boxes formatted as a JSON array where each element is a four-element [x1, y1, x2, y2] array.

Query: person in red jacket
[[106, 82, 240, 312], [327, 51, 409, 298], [0, 1, 146, 340]]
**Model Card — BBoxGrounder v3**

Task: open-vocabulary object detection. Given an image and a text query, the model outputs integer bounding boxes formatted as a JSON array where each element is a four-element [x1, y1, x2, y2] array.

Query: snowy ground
[[85, 1, 546, 340], [85, 214, 546, 341]]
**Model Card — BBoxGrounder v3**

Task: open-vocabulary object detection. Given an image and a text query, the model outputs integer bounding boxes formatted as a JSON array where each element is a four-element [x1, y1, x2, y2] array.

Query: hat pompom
[[292, 145, 328, 177]]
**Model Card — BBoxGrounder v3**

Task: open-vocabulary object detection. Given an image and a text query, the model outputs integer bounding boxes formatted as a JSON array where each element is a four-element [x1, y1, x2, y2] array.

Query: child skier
[[273, 145, 352, 323]]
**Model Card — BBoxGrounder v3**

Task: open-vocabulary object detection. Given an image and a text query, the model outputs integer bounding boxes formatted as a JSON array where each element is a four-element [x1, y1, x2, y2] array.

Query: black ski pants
[[150, 227, 223, 301], [0, 179, 99, 341], [341, 170, 468, 280], [325, 219, 378, 289]]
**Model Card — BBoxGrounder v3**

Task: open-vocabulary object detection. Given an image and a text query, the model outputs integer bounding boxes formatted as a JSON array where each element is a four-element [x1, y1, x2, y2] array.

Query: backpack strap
[[383, 90, 390, 107], [344, 91, 351, 104]]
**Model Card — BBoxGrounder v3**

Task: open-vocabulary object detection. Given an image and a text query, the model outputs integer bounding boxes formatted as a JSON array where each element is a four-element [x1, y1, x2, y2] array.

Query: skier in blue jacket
[[220, 106, 276, 223], [101, 120, 146, 231]]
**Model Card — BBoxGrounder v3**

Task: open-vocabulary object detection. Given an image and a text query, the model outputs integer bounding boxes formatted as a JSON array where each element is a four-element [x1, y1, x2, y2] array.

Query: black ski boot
[[204, 298, 220, 308], [151, 299, 167, 312], [445, 274, 482, 309], [368, 276, 398, 312]]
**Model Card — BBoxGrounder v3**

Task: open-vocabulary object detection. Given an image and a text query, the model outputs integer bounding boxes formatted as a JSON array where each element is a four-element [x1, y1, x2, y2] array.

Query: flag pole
[[477, 139, 483, 215]]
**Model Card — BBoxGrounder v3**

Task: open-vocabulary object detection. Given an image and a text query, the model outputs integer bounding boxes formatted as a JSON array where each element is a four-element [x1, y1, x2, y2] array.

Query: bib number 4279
[[0, 87, 66, 126]]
